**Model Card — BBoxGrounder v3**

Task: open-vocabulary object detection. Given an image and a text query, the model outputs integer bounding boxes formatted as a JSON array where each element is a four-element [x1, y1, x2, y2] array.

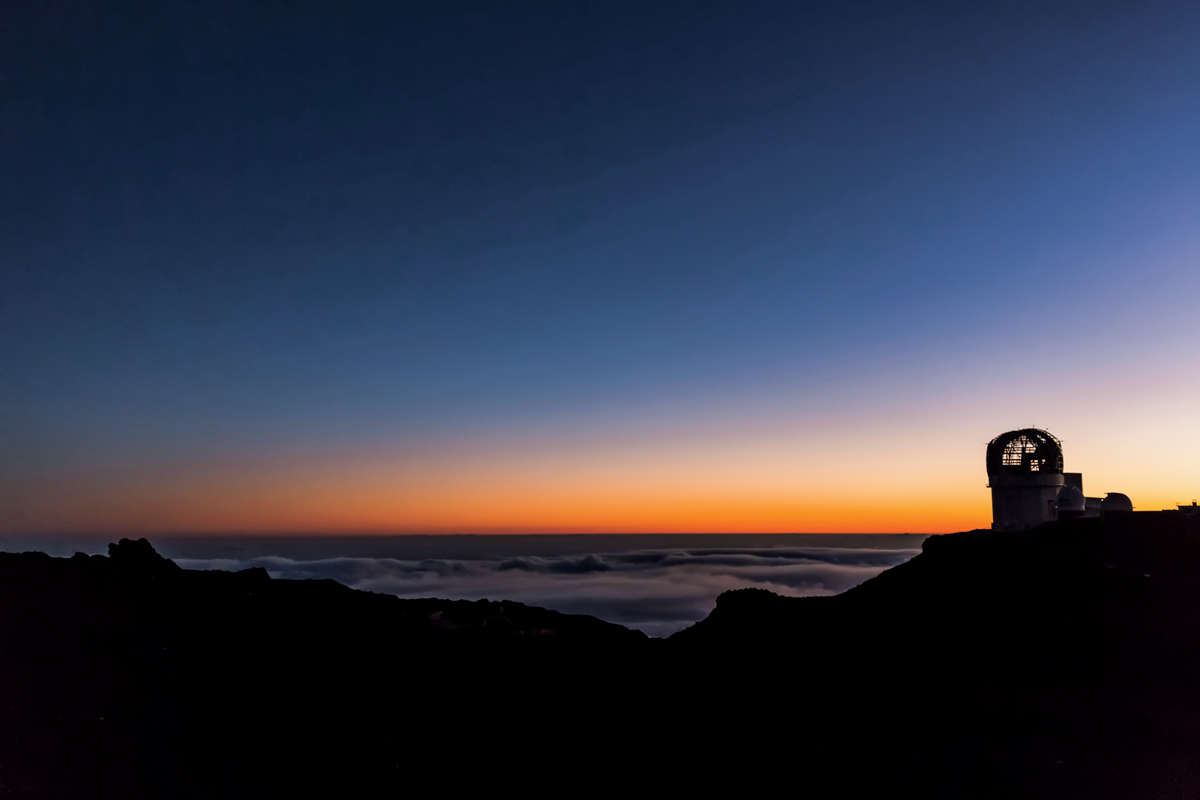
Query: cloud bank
[[177, 546, 920, 637]]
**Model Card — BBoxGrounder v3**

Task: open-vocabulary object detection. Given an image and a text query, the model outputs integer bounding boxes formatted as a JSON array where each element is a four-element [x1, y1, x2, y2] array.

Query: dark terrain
[[3, 513, 1200, 798]]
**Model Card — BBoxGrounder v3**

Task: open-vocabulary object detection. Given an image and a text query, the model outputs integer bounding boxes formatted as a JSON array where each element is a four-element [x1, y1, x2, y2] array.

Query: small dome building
[[1101, 493, 1133, 514], [1057, 484, 1087, 518]]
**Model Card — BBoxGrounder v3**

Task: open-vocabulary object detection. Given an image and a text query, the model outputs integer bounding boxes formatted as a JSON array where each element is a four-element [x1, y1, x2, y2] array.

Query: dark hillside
[[4, 515, 1200, 797], [670, 513, 1200, 798], [0, 539, 646, 797]]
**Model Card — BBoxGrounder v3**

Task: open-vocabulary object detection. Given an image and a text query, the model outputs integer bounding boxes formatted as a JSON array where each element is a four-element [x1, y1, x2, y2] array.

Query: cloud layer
[[177, 545, 920, 637]]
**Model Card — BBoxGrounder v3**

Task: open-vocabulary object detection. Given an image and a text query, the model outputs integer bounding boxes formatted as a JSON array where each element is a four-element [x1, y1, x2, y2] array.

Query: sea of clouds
[[176, 545, 921, 637]]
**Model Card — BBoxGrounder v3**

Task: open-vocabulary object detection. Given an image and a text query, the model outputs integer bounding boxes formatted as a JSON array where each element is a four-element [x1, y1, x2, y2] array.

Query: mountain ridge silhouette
[[3, 513, 1200, 797]]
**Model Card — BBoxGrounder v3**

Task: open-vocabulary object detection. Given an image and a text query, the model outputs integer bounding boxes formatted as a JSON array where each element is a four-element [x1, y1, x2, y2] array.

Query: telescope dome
[[986, 429, 1063, 476], [1057, 484, 1085, 512], [1101, 493, 1133, 513]]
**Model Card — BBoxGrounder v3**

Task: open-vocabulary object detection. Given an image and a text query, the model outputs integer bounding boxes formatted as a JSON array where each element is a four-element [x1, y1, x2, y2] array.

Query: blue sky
[[3, 1, 1199, 532]]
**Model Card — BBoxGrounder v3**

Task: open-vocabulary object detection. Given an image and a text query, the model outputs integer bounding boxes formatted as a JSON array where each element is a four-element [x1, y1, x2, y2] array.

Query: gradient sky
[[3, 0, 1200, 534]]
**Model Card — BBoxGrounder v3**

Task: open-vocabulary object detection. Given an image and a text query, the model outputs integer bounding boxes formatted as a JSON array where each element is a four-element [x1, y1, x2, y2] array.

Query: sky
[[3, 0, 1200, 535]]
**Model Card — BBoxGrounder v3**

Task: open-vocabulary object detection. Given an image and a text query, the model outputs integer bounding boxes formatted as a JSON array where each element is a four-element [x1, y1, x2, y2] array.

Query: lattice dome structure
[[985, 429, 1063, 477], [986, 428, 1067, 531]]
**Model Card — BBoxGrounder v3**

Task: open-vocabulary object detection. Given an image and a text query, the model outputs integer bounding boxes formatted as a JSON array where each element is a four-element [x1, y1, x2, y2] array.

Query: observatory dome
[[986, 429, 1063, 477], [1101, 493, 1133, 513], [1057, 484, 1086, 513]]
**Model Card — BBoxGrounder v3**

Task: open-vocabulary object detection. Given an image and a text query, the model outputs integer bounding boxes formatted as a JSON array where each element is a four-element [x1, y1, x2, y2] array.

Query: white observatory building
[[986, 428, 1132, 531]]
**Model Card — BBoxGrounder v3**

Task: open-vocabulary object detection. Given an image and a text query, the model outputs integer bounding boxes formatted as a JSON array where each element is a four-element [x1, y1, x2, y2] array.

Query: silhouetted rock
[[3, 514, 1200, 798], [106, 536, 182, 576]]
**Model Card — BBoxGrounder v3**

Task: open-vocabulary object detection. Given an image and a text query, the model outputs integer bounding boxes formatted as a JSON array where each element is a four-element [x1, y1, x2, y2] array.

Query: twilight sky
[[3, 0, 1200, 534]]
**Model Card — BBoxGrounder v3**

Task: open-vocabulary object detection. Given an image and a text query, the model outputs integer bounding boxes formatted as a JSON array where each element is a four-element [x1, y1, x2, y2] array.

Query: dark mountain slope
[[3, 515, 1200, 798], [669, 513, 1200, 798], [0, 538, 645, 798]]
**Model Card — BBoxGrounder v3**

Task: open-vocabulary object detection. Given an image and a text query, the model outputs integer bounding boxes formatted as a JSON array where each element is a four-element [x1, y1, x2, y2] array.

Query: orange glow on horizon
[[4, 371, 1198, 537]]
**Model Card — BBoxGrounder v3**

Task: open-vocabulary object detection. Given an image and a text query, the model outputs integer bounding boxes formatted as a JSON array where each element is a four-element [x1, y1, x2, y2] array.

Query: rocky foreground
[[3, 514, 1200, 798]]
